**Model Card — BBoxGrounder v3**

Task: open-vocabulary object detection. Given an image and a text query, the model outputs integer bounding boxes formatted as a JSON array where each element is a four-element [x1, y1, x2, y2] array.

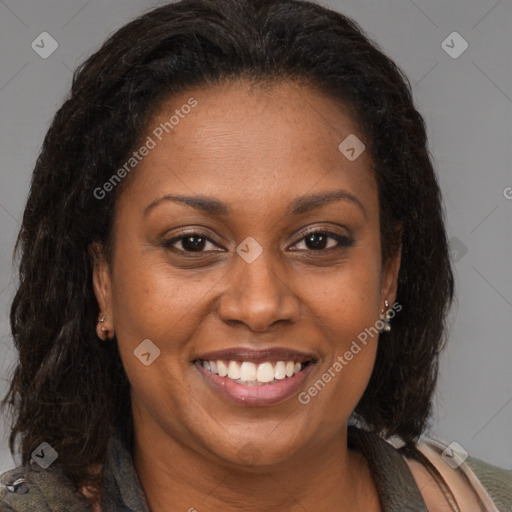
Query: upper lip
[[194, 347, 318, 364]]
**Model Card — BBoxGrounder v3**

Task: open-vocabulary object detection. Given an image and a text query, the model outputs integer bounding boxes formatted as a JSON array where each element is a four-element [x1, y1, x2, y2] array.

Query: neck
[[133, 420, 380, 512]]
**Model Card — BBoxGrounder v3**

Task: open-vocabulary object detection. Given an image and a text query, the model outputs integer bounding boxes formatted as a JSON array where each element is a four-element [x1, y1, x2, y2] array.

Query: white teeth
[[217, 360, 228, 377], [227, 361, 241, 379], [274, 361, 286, 380], [240, 362, 257, 381], [257, 362, 275, 383], [200, 359, 308, 384]]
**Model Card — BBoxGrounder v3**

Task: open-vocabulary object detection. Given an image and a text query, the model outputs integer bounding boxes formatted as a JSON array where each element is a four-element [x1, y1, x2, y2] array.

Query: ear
[[380, 226, 402, 307], [89, 242, 113, 318]]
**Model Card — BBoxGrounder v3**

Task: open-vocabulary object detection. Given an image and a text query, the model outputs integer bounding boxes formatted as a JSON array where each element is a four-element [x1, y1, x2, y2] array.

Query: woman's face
[[93, 80, 400, 467]]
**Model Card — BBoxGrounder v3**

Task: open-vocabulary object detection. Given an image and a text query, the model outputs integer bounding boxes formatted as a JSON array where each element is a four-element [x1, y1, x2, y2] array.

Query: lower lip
[[195, 361, 316, 406]]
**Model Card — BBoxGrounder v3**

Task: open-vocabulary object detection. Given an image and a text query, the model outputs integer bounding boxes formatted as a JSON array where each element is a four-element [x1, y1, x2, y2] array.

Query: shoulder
[[397, 435, 512, 512], [0, 462, 93, 512], [464, 454, 512, 511]]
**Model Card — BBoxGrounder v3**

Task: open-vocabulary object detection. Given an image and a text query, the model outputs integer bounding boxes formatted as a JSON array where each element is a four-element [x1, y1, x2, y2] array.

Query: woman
[[1, 0, 510, 510]]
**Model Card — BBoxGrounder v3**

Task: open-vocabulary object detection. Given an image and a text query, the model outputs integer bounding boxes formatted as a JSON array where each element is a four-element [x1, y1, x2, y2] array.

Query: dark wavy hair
[[1, 0, 454, 503]]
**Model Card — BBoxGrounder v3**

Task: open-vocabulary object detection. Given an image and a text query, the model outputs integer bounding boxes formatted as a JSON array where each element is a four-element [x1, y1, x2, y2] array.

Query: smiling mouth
[[194, 359, 316, 386]]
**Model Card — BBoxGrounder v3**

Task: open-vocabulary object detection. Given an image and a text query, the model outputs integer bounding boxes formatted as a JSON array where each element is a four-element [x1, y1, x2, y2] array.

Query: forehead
[[118, 80, 377, 216]]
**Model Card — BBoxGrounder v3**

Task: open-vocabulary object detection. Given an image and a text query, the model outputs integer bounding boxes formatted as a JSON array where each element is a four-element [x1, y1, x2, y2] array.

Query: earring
[[97, 314, 111, 341], [380, 299, 391, 332]]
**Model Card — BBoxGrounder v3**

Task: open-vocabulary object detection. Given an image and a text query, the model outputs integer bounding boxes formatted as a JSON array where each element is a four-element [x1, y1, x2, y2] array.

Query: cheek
[[108, 248, 230, 405], [300, 248, 382, 341], [110, 251, 219, 343], [295, 246, 382, 412], [108, 255, 201, 421]]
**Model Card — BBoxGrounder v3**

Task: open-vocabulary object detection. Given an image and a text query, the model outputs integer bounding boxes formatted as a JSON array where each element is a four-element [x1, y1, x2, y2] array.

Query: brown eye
[[181, 235, 207, 252], [289, 230, 354, 252], [305, 233, 329, 250], [163, 233, 223, 253]]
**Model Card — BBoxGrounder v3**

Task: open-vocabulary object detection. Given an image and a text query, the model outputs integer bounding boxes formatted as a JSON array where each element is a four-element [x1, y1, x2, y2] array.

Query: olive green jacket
[[1, 428, 511, 511]]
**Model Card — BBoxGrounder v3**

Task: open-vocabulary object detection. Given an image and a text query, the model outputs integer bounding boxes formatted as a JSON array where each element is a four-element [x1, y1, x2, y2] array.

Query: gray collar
[[101, 427, 428, 512], [101, 431, 150, 512]]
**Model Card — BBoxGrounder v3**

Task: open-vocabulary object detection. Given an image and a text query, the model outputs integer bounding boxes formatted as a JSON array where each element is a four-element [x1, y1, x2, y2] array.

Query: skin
[[92, 80, 403, 511]]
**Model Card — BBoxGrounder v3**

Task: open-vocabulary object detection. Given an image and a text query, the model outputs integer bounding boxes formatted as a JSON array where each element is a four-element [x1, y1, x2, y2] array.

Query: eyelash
[[161, 229, 354, 254]]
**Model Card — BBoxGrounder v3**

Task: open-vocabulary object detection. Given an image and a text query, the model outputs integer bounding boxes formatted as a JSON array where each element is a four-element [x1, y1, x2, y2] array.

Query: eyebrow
[[144, 189, 366, 218], [144, 195, 230, 216], [290, 190, 366, 218]]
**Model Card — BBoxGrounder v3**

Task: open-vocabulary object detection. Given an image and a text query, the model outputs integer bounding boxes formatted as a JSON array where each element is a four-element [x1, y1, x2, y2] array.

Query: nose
[[217, 252, 301, 332]]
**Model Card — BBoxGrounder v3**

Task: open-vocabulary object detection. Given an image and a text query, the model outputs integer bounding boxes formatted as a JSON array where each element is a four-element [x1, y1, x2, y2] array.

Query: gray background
[[0, 0, 511, 472]]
